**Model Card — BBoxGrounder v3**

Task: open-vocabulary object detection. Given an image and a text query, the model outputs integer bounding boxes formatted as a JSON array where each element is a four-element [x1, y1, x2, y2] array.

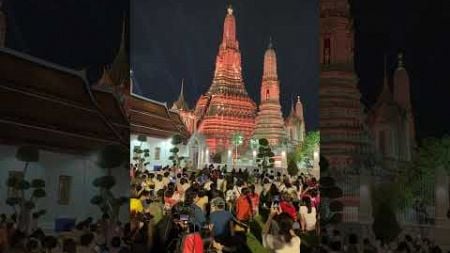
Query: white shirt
[[300, 206, 317, 231], [263, 234, 301, 253]]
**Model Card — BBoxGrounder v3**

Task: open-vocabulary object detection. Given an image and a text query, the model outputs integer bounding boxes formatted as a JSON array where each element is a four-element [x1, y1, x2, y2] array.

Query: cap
[[211, 197, 226, 207]]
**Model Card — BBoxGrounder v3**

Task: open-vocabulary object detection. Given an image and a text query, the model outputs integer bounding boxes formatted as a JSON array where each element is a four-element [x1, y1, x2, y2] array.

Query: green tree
[[319, 156, 343, 226], [296, 131, 320, 165], [287, 159, 299, 177], [396, 135, 450, 208], [256, 138, 275, 173], [5, 146, 46, 234], [371, 183, 402, 243], [231, 132, 244, 165], [91, 144, 128, 222], [169, 134, 184, 167], [132, 135, 151, 172]]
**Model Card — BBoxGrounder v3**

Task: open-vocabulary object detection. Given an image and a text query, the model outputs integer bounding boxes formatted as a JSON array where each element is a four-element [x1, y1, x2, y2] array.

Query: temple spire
[[295, 96, 304, 119], [263, 37, 278, 80], [397, 52, 404, 69], [378, 55, 392, 102], [222, 4, 238, 49], [179, 78, 184, 98], [172, 79, 189, 111]]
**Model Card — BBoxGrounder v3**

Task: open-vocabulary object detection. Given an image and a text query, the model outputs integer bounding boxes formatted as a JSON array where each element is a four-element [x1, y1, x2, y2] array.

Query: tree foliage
[[5, 146, 46, 234], [170, 134, 184, 167], [287, 159, 299, 177], [256, 138, 275, 172], [132, 135, 151, 172], [395, 135, 450, 208], [91, 145, 128, 222], [292, 131, 320, 167], [319, 156, 343, 226]]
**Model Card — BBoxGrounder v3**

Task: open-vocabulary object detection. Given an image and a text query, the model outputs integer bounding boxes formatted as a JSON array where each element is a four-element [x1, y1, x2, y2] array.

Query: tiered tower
[[392, 53, 415, 161], [286, 96, 306, 147], [0, 1, 6, 48], [319, 0, 372, 169], [368, 54, 416, 167], [254, 39, 287, 146], [194, 6, 257, 155]]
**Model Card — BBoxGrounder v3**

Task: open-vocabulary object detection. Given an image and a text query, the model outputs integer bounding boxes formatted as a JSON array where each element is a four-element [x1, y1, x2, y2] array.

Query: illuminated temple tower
[[286, 96, 306, 147], [319, 0, 372, 169], [368, 54, 416, 169], [194, 6, 257, 155], [254, 40, 287, 146]]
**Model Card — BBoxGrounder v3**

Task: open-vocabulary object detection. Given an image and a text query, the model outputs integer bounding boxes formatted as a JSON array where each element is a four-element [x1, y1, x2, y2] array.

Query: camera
[[272, 195, 280, 207]]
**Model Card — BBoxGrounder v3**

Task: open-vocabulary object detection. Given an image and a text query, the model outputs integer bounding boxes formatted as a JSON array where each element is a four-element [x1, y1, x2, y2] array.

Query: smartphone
[[180, 214, 189, 222]]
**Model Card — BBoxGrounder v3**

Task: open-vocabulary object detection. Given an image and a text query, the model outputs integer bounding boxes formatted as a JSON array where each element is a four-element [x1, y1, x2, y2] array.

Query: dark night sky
[[4, 0, 127, 75], [130, 0, 320, 131], [352, 0, 450, 140]]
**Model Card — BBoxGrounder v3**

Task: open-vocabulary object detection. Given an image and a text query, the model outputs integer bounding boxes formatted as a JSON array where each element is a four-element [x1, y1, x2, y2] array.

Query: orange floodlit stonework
[[319, 0, 372, 169], [171, 6, 306, 163], [193, 6, 257, 155], [253, 40, 288, 147]]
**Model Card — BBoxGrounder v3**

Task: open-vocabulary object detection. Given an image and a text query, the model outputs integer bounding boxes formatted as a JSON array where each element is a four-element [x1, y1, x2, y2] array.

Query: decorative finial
[[398, 52, 404, 68], [268, 36, 273, 49], [297, 96, 301, 103], [180, 78, 184, 96], [227, 5, 233, 15]]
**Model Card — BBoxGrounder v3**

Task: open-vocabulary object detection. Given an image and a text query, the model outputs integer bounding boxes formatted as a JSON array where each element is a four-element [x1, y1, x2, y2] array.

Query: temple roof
[[129, 93, 190, 141], [171, 79, 189, 111], [0, 48, 129, 154]]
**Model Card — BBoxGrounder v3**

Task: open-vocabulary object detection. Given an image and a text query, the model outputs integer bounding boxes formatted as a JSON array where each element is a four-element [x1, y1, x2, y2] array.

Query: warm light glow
[[228, 150, 232, 156], [281, 151, 286, 157], [253, 150, 257, 157]]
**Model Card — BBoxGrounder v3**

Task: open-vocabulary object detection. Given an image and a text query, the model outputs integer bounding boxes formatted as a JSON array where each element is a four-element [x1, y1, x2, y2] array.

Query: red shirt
[[236, 195, 253, 222], [280, 201, 297, 221], [250, 193, 260, 212], [182, 233, 203, 253]]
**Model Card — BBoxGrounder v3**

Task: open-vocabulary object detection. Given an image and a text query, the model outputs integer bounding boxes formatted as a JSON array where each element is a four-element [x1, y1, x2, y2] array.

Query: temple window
[[266, 89, 270, 100], [154, 147, 161, 160], [323, 37, 331, 65]]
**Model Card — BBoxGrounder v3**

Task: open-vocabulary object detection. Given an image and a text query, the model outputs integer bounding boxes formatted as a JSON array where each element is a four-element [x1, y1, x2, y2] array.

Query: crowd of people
[[129, 164, 320, 253], [0, 213, 130, 253], [318, 228, 444, 253]]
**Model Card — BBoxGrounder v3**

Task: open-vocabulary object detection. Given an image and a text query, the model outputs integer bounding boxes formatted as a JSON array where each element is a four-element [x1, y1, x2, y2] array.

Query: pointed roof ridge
[[172, 78, 189, 111], [397, 52, 404, 69], [178, 78, 185, 100], [376, 55, 393, 105], [109, 13, 129, 86], [288, 96, 295, 118]]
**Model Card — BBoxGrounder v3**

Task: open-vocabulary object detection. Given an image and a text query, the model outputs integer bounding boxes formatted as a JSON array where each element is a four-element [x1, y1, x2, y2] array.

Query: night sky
[[3, 0, 128, 78], [352, 0, 450, 140], [131, 0, 320, 131]]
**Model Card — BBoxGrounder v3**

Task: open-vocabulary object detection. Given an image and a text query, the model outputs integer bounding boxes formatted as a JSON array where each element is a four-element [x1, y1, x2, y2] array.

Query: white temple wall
[[130, 134, 190, 170], [0, 144, 129, 232]]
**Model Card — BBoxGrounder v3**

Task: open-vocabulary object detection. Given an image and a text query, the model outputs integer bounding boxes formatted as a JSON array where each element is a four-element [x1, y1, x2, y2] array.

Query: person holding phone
[[262, 205, 301, 253]]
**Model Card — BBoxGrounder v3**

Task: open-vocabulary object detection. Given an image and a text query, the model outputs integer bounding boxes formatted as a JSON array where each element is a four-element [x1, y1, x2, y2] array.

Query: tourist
[[262, 208, 301, 253], [299, 197, 317, 234], [235, 187, 253, 225], [209, 197, 234, 241]]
